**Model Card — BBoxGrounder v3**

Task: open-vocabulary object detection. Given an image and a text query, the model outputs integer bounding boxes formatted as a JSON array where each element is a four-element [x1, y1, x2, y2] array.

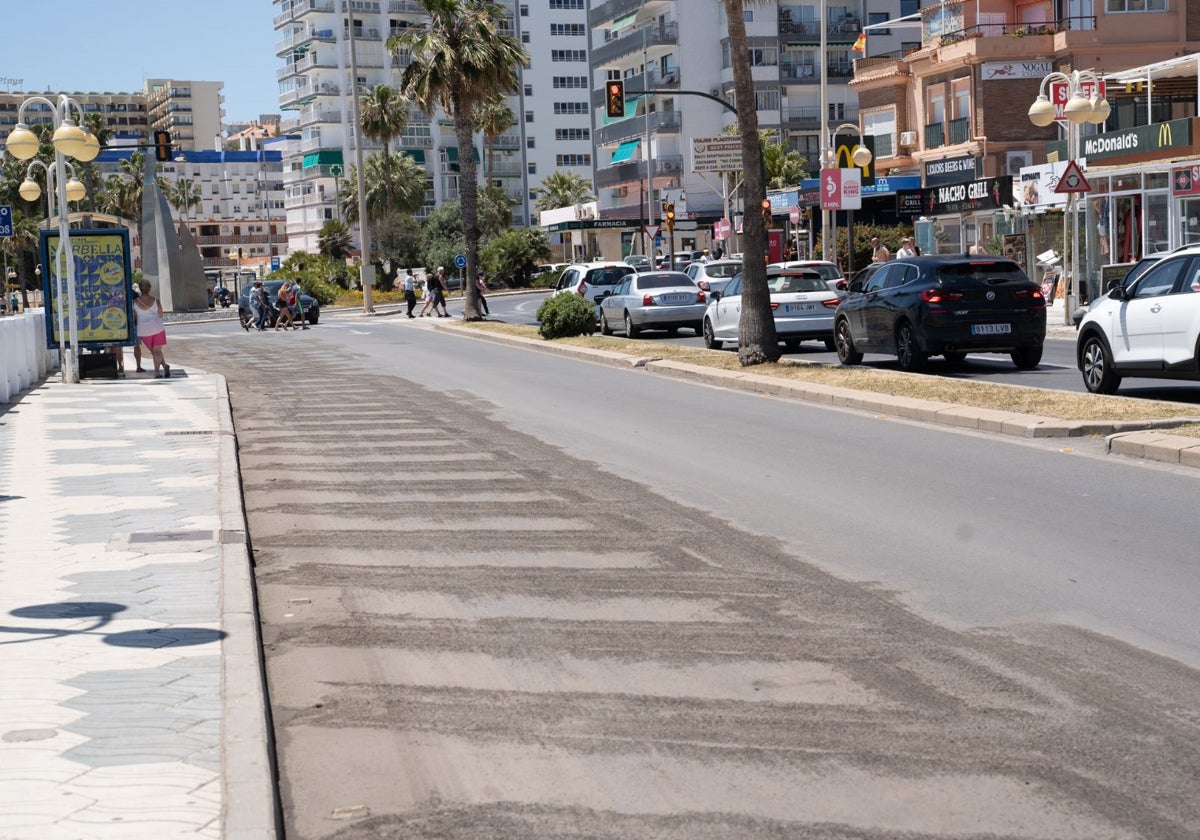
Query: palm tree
[[722, 0, 778, 365], [473, 95, 515, 190], [168, 179, 202, 221], [341, 152, 428, 226], [318, 220, 353, 261], [358, 84, 410, 214], [533, 171, 595, 213], [390, 0, 527, 321], [81, 113, 114, 213]]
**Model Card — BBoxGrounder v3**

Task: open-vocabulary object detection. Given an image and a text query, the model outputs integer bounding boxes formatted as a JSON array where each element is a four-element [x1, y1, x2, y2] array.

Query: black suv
[[834, 255, 1047, 371]]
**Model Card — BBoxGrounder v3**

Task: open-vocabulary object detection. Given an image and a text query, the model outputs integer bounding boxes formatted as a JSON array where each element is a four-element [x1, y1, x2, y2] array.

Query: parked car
[[598, 270, 707, 337], [834, 255, 1046, 371], [1075, 244, 1200, 394], [670, 250, 705, 271], [1073, 251, 1170, 328], [686, 259, 743, 296], [703, 267, 839, 351], [623, 255, 652, 271], [238, 280, 321, 328], [553, 262, 633, 317], [768, 260, 846, 293]]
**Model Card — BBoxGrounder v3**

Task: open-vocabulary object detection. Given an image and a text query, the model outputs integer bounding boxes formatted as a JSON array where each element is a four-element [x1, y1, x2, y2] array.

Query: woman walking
[[133, 280, 170, 378]]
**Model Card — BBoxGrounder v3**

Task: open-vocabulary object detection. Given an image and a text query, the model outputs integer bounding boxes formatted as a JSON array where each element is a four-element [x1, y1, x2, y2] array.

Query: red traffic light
[[605, 80, 625, 119]]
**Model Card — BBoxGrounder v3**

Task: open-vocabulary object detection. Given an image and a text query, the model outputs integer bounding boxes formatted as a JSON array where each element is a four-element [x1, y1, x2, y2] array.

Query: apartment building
[[271, 0, 591, 254], [0, 90, 149, 150], [145, 80, 225, 153]]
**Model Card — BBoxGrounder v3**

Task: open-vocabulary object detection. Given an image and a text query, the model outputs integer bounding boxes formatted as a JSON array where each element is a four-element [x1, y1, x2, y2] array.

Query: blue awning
[[604, 95, 643, 124], [610, 140, 640, 164]]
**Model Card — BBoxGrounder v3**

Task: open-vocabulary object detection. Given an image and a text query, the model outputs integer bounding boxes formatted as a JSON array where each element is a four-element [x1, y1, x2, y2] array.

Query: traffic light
[[663, 201, 676, 232], [605, 80, 625, 119], [153, 130, 172, 162], [761, 199, 773, 229]]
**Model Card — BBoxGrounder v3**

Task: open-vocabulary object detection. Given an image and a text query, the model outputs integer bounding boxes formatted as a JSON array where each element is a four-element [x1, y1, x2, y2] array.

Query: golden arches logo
[[1158, 123, 1173, 148]]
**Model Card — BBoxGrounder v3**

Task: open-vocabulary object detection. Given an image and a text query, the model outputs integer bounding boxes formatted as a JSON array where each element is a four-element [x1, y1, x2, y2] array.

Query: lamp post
[[818, 123, 872, 267], [5, 266, 14, 313], [1028, 70, 1110, 325], [5, 94, 100, 383]]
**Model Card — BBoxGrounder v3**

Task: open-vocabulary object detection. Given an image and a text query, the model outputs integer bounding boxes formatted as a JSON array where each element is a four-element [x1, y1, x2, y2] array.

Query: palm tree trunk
[[456, 107, 483, 320], [725, 0, 779, 365]]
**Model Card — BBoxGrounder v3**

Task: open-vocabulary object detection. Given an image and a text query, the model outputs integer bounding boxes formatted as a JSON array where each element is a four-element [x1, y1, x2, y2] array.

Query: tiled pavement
[[0, 362, 275, 839]]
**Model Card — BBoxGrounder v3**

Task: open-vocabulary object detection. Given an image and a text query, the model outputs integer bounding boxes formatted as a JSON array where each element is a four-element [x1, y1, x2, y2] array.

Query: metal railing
[[948, 117, 969, 145], [590, 21, 679, 67]]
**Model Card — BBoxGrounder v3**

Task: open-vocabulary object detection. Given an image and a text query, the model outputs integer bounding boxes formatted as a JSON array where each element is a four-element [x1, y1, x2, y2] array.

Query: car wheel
[[624, 312, 640, 337], [783, 339, 801, 351], [702, 318, 722, 350], [600, 312, 613, 335], [1081, 335, 1121, 394], [823, 337, 837, 352], [943, 351, 967, 364], [835, 318, 862, 365], [307, 310, 319, 325], [238, 309, 250, 328], [1010, 345, 1043, 370], [895, 322, 927, 372]]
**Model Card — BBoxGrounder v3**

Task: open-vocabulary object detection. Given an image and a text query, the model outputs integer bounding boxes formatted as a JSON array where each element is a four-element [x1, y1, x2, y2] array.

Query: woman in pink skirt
[[133, 280, 171, 378]]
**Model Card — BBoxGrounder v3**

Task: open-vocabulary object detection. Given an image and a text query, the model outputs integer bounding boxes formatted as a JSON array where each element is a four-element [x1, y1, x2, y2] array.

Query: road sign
[[454, 253, 467, 269], [0, 205, 11, 238], [713, 218, 731, 240], [788, 205, 801, 225], [820, 168, 862, 210], [1054, 160, 1091, 194], [644, 224, 660, 240]]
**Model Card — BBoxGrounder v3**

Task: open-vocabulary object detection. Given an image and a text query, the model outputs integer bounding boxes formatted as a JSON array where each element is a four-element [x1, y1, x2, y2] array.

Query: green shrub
[[536, 292, 596, 340]]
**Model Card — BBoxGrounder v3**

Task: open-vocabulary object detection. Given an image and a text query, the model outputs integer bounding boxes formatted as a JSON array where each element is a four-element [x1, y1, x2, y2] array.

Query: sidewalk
[[0, 366, 275, 839]]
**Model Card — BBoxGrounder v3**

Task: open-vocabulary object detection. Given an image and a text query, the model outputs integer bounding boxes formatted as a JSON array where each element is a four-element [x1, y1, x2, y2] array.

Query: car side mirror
[[1108, 284, 1124, 300], [710, 291, 721, 301]]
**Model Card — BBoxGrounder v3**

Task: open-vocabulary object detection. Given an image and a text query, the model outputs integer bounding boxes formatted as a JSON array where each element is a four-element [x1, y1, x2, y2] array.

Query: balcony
[[275, 26, 336, 56], [595, 159, 646, 190], [948, 117, 969, 145], [925, 117, 970, 149], [389, 0, 424, 12], [591, 21, 678, 67], [925, 121, 944, 149], [588, 0, 643, 27]]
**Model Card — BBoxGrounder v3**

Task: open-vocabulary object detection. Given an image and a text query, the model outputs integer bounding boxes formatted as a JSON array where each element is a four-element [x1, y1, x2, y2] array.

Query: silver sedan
[[702, 268, 840, 351], [598, 271, 708, 337]]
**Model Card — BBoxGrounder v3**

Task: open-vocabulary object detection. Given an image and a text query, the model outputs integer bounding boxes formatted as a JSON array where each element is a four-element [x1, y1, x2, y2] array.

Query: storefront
[[895, 174, 1014, 255]]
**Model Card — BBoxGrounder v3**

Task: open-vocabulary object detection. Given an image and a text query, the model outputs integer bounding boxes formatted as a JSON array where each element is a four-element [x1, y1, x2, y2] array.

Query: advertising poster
[[41, 228, 134, 349]]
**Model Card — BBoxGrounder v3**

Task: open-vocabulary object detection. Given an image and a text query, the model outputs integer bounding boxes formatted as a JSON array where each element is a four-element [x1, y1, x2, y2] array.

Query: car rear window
[[937, 262, 1031, 286], [639, 273, 693, 289], [706, 263, 741, 278], [584, 267, 629, 286], [769, 274, 828, 293]]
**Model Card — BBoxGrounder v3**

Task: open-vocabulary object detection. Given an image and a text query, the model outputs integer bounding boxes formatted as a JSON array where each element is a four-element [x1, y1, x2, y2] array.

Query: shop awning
[[604, 95, 643, 124], [400, 149, 425, 164], [443, 147, 482, 163], [302, 150, 344, 169], [610, 139, 640, 164], [612, 11, 638, 30]]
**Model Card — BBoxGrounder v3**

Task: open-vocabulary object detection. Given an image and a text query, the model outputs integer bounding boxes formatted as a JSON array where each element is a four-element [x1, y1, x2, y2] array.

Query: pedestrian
[[896, 237, 917, 258], [8, 292, 17, 314], [969, 242, 988, 255], [132, 279, 170, 378], [274, 281, 296, 330], [475, 270, 490, 316], [418, 271, 436, 317], [251, 280, 272, 331], [403, 269, 417, 318], [870, 236, 891, 263], [292, 282, 311, 329], [430, 266, 450, 318]]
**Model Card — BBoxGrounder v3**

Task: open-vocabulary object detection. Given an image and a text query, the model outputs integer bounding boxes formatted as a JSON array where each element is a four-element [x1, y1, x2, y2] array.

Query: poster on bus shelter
[[40, 228, 135, 349]]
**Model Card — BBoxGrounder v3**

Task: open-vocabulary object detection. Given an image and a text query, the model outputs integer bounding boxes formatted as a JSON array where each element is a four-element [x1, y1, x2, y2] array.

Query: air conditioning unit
[[1005, 150, 1032, 175], [899, 130, 917, 147]]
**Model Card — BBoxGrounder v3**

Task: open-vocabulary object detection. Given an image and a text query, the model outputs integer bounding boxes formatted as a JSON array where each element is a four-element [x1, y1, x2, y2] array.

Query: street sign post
[[644, 224, 660, 241], [713, 218, 731, 240], [1055, 160, 1091, 194], [788, 205, 801, 225]]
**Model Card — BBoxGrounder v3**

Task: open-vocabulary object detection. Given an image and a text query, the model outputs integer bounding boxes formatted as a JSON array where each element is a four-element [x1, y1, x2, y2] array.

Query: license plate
[[660, 293, 692, 304], [783, 303, 818, 313], [971, 323, 1011, 335]]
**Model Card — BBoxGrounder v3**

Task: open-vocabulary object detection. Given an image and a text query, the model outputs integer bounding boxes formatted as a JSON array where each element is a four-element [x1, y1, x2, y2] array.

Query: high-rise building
[[271, 0, 591, 254]]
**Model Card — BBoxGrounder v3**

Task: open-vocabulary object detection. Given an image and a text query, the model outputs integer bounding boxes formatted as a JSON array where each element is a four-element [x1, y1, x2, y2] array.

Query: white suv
[[1076, 245, 1200, 393], [553, 262, 632, 305]]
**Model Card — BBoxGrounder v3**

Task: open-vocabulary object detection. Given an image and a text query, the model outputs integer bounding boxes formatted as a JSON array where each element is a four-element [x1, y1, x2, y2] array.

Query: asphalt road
[[167, 312, 1200, 839]]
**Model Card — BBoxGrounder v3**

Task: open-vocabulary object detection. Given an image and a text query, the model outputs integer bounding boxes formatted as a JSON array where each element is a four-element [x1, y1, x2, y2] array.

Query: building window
[[1106, 0, 1166, 9], [522, 31, 530, 43], [867, 12, 890, 34], [525, 84, 533, 96], [755, 89, 781, 111], [551, 23, 586, 36], [527, 137, 535, 148], [864, 109, 895, 158], [553, 76, 588, 89], [555, 128, 590, 140], [556, 154, 591, 167], [520, 4, 528, 14], [551, 49, 587, 62], [528, 163, 537, 174], [526, 110, 534, 123], [549, 0, 584, 8], [553, 102, 589, 115]]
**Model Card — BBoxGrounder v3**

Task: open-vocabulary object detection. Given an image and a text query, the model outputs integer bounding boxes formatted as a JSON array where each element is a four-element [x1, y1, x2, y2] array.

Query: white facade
[[271, 0, 591, 253]]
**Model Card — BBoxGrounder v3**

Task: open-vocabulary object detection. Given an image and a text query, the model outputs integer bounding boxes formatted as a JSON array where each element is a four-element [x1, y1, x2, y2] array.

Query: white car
[[768, 260, 846, 293], [1076, 245, 1200, 393], [686, 259, 743, 296], [553, 261, 634, 315], [598, 271, 707, 337], [703, 267, 840, 351]]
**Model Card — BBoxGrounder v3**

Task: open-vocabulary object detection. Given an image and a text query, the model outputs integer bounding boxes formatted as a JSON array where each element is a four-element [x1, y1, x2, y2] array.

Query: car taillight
[[642, 294, 656, 306], [1016, 289, 1047, 306], [822, 298, 840, 309], [578, 282, 588, 297], [922, 288, 962, 304], [769, 302, 779, 310], [696, 291, 707, 303]]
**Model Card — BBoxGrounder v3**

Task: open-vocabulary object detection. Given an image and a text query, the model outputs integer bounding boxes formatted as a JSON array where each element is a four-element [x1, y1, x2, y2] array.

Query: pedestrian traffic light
[[761, 198, 773, 228], [153, 130, 172, 162], [605, 80, 625, 119], [663, 201, 676, 232]]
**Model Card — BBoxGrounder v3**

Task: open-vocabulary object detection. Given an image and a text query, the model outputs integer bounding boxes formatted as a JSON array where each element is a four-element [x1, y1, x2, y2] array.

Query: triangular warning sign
[[1055, 160, 1091, 194]]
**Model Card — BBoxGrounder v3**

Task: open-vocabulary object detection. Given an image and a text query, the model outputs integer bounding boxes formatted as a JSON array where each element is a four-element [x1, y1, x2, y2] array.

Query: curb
[[214, 374, 281, 839], [438, 323, 1200, 468]]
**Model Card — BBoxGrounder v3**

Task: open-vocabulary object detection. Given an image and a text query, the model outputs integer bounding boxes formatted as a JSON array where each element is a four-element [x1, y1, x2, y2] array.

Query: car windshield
[[769, 274, 828, 293], [584, 267, 629, 286], [705, 263, 741, 278], [937, 262, 1030, 286], [639, 273, 692, 289]]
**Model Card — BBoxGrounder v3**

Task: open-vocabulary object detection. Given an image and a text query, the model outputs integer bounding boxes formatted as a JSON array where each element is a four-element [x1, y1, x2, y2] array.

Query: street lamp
[[819, 123, 872, 267], [5, 94, 101, 383], [1029, 70, 1109, 325]]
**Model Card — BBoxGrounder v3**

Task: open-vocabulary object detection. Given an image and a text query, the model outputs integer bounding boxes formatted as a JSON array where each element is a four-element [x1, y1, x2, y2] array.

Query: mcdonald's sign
[[830, 136, 875, 187], [1055, 118, 1193, 162]]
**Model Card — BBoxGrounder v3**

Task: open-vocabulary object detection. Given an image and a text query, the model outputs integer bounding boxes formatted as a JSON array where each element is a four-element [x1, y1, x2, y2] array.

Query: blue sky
[[3, 1, 281, 123]]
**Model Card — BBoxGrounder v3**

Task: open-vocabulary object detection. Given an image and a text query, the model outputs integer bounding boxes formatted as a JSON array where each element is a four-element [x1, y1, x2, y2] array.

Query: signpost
[[713, 218, 731, 241], [788, 205, 801, 225], [820, 169, 862, 211], [1054, 160, 1091, 194]]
